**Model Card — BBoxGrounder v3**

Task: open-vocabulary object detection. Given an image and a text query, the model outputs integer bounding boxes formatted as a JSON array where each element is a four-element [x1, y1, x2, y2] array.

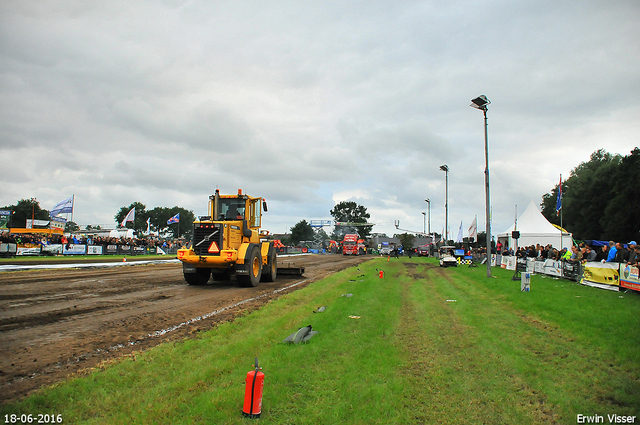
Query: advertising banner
[[63, 244, 87, 255], [543, 259, 563, 277], [506, 256, 517, 271], [50, 216, 66, 230], [521, 272, 531, 292], [119, 245, 132, 255], [17, 247, 41, 256], [87, 245, 103, 255], [0, 210, 11, 229], [106, 245, 119, 255], [133, 246, 145, 255], [619, 264, 640, 292], [42, 244, 63, 255], [581, 262, 619, 291]]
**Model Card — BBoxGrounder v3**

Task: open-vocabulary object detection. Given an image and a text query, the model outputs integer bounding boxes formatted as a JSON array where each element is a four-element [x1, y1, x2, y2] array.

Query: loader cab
[[210, 189, 263, 230], [220, 198, 246, 221]]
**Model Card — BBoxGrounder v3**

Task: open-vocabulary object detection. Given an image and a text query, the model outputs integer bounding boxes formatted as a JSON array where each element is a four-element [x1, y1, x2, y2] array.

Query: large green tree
[[329, 201, 373, 240], [290, 220, 315, 246], [115, 203, 195, 239], [115, 202, 148, 233], [397, 233, 416, 250], [541, 148, 640, 241], [147, 206, 195, 239], [1, 198, 50, 228]]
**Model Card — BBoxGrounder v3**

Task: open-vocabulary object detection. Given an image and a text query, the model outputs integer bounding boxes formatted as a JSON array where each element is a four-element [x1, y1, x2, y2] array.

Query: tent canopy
[[497, 200, 572, 250]]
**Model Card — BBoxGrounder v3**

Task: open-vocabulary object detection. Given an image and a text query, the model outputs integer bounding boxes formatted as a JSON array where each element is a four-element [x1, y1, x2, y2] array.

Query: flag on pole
[[556, 174, 563, 216], [456, 221, 463, 243], [468, 216, 477, 240], [146, 217, 151, 234], [121, 207, 135, 227], [50, 196, 74, 217], [167, 213, 180, 224]]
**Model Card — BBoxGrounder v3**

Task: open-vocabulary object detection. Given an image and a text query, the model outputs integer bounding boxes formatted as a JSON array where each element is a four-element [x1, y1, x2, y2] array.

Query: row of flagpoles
[[447, 173, 564, 246], [49, 196, 180, 234], [120, 208, 180, 233], [449, 215, 478, 244]]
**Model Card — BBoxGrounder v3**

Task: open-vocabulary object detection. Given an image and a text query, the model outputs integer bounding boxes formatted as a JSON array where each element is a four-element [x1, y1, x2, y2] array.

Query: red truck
[[342, 234, 359, 255]]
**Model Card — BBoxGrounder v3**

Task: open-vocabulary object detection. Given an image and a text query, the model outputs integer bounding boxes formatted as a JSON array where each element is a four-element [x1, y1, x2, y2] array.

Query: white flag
[[121, 207, 135, 227], [468, 216, 477, 240], [456, 221, 463, 243]]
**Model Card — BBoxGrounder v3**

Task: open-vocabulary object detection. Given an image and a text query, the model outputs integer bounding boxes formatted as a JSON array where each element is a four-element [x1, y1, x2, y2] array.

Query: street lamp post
[[30, 197, 36, 229], [470, 95, 492, 278], [425, 199, 431, 236], [421, 212, 426, 234], [439, 165, 449, 242]]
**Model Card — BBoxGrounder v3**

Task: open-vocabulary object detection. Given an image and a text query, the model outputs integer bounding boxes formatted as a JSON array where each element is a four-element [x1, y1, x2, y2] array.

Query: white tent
[[498, 200, 572, 250]]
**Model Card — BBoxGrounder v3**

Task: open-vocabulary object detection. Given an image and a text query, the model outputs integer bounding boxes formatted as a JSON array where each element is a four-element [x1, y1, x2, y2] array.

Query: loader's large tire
[[261, 247, 277, 282], [238, 246, 262, 287], [185, 268, 211, 285]]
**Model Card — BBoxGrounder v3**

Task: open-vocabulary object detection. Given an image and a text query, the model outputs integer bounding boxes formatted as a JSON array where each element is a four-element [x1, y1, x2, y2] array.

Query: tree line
[[541, 148, 639, 242], [0, 199, 194, 239]]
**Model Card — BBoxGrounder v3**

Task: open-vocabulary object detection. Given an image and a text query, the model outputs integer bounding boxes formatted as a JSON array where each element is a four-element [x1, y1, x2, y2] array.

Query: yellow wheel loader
[[177, 189, 278, 286]]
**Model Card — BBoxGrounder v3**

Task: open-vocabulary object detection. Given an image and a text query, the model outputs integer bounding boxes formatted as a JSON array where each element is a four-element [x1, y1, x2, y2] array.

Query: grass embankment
[[2, 258, 639, 424]]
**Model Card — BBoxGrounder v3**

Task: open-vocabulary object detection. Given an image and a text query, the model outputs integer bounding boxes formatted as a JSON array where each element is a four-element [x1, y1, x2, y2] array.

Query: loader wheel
[[238, 246, 262, 287], [261, 247, 277, 282], [185, 268, 211, 285]]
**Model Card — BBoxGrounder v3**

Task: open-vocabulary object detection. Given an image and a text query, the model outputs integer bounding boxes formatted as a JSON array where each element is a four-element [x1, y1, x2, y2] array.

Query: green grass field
[[2, 257, 639, 424]]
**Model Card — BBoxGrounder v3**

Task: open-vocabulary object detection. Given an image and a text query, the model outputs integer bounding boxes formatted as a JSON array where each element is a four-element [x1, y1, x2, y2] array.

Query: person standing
[[604, 241, 618, 263]]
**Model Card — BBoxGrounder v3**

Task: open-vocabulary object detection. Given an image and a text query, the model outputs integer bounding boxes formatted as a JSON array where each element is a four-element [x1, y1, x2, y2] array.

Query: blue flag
[[555, 175, 562, 216], [50, 196, 74, 217], [167, 213, 180, 224]]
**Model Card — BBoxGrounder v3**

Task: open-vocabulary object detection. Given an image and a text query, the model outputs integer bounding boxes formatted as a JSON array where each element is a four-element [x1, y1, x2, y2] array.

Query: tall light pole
[[470, 95, 492, 278], [422, 212, 426, 234], [30, 197, 36, 229], [439, 165, 449, 242], [424, 199, 431, 236]]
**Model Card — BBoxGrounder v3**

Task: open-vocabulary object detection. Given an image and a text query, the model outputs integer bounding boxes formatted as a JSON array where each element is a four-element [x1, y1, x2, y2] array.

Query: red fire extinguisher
[[242, 357, 264, 419]]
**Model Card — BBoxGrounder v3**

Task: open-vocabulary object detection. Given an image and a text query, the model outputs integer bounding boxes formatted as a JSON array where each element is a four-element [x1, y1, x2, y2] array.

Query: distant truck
[[357, 239, 366, 255], [342, 234, 359, 255], [379, 242, 391, 255]]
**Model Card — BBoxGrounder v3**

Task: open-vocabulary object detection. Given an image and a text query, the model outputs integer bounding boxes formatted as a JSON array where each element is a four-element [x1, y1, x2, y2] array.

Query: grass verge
[[2, 258, 638, 424]]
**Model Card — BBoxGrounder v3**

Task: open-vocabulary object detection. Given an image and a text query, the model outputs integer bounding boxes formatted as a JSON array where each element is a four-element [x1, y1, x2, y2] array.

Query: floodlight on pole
[[424, 199, 431, 236], [422, 212, 426, 234], [439, 165, 449, 242], [470, 95, 492, 278]]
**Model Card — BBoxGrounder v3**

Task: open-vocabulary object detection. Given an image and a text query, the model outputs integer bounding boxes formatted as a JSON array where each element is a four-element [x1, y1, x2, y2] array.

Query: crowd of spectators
[[0, 230, 186, 251], [465, 240, 639, 268]]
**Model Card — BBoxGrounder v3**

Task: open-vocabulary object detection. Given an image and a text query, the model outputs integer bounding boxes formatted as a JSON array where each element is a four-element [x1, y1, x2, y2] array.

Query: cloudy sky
[[1, 0, 638, 239]]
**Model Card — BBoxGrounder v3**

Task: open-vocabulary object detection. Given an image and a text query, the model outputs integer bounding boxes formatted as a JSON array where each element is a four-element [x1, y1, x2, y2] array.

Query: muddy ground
[[0, 254, 370, 403]]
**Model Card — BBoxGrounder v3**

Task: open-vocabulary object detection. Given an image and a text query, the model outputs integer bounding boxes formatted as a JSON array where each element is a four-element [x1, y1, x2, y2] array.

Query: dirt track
[[0, 254, 370, 403]]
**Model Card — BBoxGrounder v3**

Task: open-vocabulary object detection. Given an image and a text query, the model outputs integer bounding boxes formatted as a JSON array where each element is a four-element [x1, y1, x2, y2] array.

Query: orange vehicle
[[272, 239, 286, 253], [342, 234, 359, 255], [326, 240, 339, 253], [357, 239, 366, 255]]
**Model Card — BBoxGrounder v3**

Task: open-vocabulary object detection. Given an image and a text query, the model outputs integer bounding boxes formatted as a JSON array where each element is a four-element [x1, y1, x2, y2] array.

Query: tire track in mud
[[0, 255, 369, 404]]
